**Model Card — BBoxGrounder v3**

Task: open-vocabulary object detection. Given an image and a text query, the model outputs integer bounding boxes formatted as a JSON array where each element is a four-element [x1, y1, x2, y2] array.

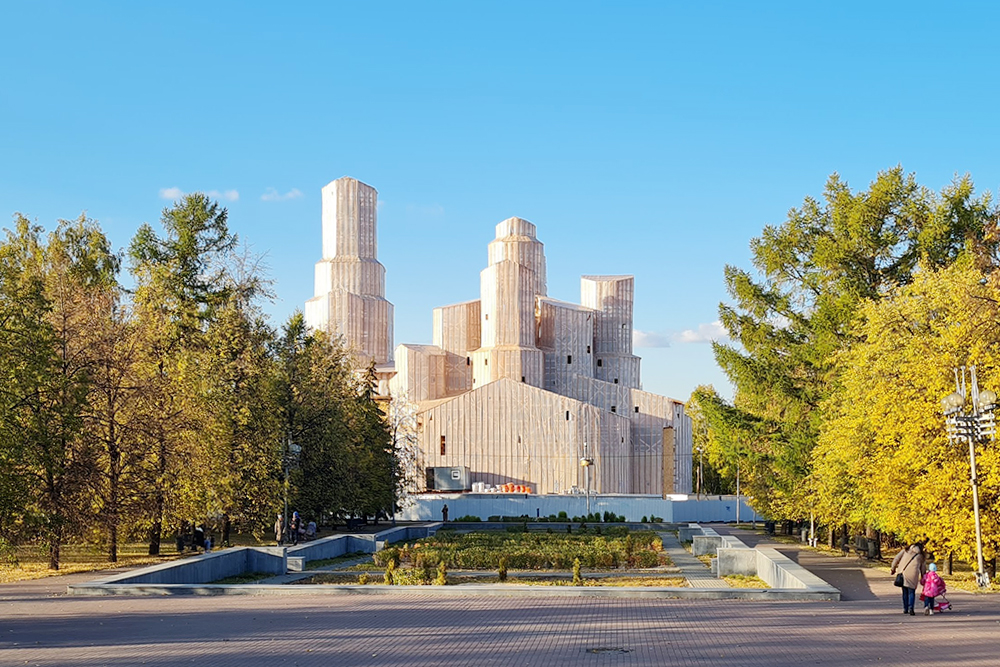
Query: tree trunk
[[48, 529, 61, 571], [148, 435, 167, 556], [947, 552, 953, 576], [109, 523, 118, 563], [222, 514, 231, 546], [107, 400, 120, 563]]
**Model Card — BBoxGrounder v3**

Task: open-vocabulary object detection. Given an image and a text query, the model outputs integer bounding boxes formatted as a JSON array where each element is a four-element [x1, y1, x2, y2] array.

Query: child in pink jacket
[[921, 563, 947, 615]]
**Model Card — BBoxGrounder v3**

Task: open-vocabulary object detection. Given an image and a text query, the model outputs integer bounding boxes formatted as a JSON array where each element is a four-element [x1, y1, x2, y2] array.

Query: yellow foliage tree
[[813, 259, 1000, 561]]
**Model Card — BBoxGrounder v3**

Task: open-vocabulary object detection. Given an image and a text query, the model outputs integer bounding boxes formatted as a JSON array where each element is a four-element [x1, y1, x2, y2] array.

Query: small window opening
[[614, 378, 619, 384], [634, 406, 639, 413], [597, 359, 603, 367], [466, 357, 470, 366], [565, 411, 570, 420], [485, 358, 488, 366], [567, 355, 572, 364], [586, 345, 591, 354], [611, 405, 616, 413], [521, 376, 525, 382], [440, 435, 446, 456], [485, 313, 489, 320]]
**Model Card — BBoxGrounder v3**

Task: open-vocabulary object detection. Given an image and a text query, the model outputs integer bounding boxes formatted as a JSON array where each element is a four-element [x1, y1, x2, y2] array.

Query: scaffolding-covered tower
[[305, 177, 394, 367]]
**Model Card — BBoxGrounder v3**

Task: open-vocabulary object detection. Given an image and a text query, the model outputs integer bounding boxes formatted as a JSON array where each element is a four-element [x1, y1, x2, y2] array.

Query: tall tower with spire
[[304, 177, 393, 365]]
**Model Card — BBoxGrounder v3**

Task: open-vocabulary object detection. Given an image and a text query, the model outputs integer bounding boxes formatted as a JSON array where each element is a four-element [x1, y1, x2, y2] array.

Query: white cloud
[[261, 187, 303, 202], [633, 330, 672, 348], [159, 187, 239, 202], [406, 203, 445, 217], [207, 189, 240, 202], [633, 321, 730, 348], [673, 321, 728, 344], [159, 186, 185, 200]]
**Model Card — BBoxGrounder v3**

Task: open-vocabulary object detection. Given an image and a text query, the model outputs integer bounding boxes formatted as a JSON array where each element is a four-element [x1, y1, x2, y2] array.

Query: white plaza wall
[[397, 493, 756, 523]]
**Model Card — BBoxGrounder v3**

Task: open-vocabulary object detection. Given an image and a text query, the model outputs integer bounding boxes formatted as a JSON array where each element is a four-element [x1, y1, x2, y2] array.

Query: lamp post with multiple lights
[[941, 366, 996, 588], [580, 442, 594, 517]]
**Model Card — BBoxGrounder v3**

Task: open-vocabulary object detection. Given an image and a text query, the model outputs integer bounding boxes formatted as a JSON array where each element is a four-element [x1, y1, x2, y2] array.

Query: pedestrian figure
[[442, 504, 449, 522], [921, 562, 947, 615], [890, 543, 925, 615], [290, 511, 301, 546], [274, 513, 284, 546]]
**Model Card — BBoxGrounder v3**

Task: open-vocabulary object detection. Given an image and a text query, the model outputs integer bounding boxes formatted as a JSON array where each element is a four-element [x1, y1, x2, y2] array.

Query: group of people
[[890, 543, 949, 616], [273, 511, 316, 546]]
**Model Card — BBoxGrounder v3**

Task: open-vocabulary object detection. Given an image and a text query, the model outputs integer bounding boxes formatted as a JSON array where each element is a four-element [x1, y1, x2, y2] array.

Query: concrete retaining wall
[[92, 524, 447, 589], [752, 547, 838, 594], [286, 535, 351, 562], [89, 547, 287, 586]]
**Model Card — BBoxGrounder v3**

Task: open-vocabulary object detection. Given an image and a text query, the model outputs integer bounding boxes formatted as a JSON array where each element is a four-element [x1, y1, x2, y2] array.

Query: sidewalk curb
[[66, 582, 839, 600]]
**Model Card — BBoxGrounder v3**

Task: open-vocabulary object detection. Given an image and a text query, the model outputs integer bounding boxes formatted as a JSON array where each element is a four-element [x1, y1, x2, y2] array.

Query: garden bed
[[374, 527, 671, 570]]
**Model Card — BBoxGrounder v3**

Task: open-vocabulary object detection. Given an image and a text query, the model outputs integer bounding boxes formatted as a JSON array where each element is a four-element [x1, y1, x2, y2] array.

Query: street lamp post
[[580, 442, 594, 517], [283, 435, 301, 544], [942, 365, 996, 589], [696, 446, 704, 500]]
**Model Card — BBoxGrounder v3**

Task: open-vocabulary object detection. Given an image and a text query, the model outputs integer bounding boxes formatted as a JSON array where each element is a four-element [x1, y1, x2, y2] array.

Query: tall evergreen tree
[[128, 194, 237, 554]]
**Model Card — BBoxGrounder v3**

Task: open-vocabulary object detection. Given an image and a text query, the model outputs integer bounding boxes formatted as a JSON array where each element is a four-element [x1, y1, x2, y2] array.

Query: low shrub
[[373, 547, 401, 567], [435, 561, 448, 586], [455, 515, 482, 522], [573, 558, 583, 586], [384, 560, 396, 586]]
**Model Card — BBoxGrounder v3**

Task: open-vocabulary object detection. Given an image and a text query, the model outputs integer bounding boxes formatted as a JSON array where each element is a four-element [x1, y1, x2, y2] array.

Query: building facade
[[389, 216, 692, 495], [305, 177, 692, 495]]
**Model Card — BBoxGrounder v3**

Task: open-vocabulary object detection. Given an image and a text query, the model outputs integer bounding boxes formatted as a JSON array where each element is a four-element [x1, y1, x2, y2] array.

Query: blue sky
[[3, 2, 1000, 402]]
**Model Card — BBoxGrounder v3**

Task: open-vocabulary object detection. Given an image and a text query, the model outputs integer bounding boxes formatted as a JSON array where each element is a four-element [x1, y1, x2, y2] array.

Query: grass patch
[[722, 574, 769, 589], [212, 571, 272, 585], [0, 535, 273, 584]]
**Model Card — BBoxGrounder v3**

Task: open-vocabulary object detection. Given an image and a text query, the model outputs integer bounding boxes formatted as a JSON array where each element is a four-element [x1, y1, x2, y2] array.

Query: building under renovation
[[306, 176, 692, 495]]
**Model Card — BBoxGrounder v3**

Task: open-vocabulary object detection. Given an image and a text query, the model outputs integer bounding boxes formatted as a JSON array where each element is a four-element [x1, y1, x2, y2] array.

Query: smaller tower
[[581, 275, 640, 388]]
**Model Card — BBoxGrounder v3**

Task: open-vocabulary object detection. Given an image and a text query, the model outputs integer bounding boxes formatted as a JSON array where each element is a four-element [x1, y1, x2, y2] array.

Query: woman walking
[[890, 543, 926, 616]]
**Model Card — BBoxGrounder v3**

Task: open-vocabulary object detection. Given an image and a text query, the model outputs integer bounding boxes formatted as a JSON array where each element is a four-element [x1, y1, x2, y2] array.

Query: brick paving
[[4, 566, 1000, 666]]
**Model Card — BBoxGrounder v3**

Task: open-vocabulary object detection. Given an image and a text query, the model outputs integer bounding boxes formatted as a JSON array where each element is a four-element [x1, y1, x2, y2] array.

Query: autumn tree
[[712, 167, 997, 519], [0, 215, 119, 568], [813, 259, 1000, 560]]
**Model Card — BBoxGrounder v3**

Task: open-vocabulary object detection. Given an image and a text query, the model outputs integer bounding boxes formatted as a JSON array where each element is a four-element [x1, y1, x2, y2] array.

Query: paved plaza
[[3, 530, 1000, 666]]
